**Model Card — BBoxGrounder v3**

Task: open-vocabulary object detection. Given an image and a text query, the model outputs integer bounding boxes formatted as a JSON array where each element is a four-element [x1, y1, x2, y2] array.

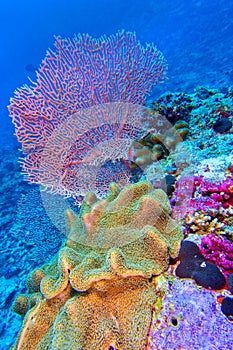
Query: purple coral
[[199, 178, 233, 209], [172, 176, 233, 219], [149, 278, 233, 349], [9, 31, 167, 198], [200, 234, 233, 279]]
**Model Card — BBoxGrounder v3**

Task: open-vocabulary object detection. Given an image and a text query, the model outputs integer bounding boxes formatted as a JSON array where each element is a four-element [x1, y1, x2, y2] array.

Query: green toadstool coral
[[13, 181, 183, 350]]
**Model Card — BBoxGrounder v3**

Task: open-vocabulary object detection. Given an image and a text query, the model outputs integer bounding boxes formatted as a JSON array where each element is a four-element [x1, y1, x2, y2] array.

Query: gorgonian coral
[[8, 31, 167, 198]]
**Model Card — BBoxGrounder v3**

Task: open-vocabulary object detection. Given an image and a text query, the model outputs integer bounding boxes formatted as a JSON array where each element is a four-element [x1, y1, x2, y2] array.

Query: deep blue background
[[1, 0, 233, 133]]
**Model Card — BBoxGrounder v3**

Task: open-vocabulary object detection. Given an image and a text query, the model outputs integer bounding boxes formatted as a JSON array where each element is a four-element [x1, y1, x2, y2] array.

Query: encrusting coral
[[13, 181, 183, 350]]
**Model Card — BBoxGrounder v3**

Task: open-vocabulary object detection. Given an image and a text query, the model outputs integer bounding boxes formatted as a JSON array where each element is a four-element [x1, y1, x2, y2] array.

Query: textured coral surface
[[13, 181, 183, 349], [148, 277, 233, 350]]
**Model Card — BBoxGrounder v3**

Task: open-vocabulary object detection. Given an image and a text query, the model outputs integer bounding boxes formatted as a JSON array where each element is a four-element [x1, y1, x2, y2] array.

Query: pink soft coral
[[200, 234, 233, 279], [172, 176, 233, 219]]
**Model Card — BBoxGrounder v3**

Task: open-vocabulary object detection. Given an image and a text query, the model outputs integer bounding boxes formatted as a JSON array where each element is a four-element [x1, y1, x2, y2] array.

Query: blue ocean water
[[1, 0, 232, 133], [0, 0, 233, 349]]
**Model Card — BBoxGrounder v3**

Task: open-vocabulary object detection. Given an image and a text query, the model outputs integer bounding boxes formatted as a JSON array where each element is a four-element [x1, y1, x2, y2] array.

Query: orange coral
[[13, 181, 183, 349]]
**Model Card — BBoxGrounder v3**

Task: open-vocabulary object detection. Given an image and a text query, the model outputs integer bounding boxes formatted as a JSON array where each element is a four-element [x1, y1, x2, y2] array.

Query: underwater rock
[[176, 240, 226, 290], [163, 174, 176, 196], [192, 261, 226, 290], [12, 181, 183, 350], [178, 240, 205, 261], [213, 118, 232, 133], [227, 274, 233, 294], [175, 240, 205, 279], [221, 297, 233, 320]]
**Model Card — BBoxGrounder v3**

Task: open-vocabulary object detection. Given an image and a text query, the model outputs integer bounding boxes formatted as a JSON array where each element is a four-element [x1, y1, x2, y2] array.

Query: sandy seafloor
[[0, 84, 233, 349]]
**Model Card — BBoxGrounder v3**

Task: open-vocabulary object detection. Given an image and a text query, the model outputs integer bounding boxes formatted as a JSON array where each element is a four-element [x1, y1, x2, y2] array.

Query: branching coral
[[9, 31, 167, 198], [172, 176, 233, 236], [13, 181, 183, 349]]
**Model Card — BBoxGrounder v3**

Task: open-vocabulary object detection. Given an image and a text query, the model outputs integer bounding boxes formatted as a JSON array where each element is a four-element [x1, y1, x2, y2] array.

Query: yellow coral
[[185, 210, 228, 236], [130, 111, 189, 169], [13, 181, 183, 350]]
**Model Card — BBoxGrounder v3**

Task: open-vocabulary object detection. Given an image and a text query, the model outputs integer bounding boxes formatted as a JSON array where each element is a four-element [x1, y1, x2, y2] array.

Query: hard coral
[[129, 116, 189, 169], [172, 176, 233, 236], [13, 181, 183, 350]]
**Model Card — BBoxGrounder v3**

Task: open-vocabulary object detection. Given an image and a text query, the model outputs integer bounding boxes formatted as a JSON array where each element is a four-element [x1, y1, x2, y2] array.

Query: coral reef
[[12, 181, 183, 349], [2, 83, 233, 348], [172, 176, 233, 216], [3, 85, 233, 348], [151, 87, 233, 135], [172, 176, 233, 237], [147, 87, 233, 180], [196, 177, 233, 209]]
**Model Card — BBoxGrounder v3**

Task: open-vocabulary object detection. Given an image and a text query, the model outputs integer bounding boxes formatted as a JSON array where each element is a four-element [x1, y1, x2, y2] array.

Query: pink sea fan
[[38, 102, 145, 197], [9, 31, 167, 198]]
